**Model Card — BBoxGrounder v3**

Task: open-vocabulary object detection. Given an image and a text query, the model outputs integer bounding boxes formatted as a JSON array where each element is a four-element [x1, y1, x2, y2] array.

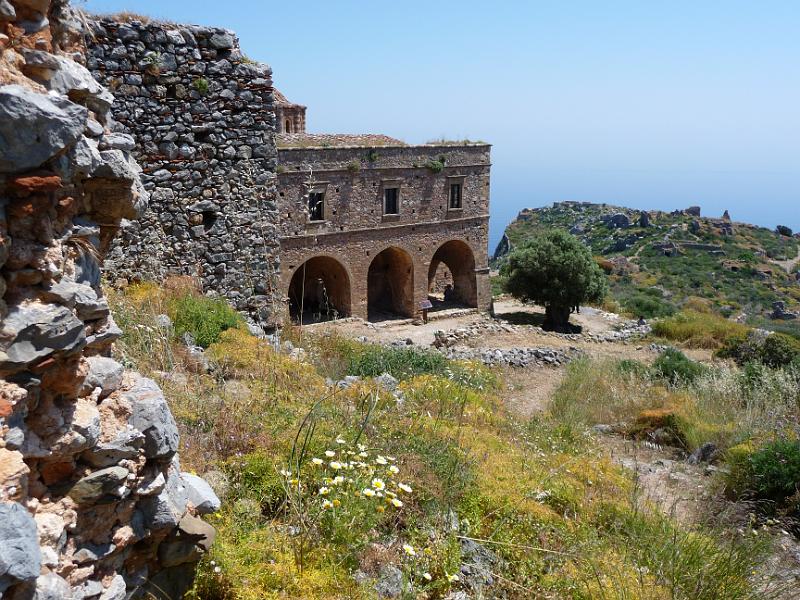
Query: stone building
[[86, 19, 281, 321], [85, 18, 491, 325], [275, 101, 492, 322]]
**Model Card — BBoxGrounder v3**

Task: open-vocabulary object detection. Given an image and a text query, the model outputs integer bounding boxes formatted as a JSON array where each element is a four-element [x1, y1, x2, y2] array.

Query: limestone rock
[[98, 574, 126, 600], [0, 303, 86, 373], [45, 55, 115, 116], [81, 356, 124, 398], [125, 375, 179, 460], [0, 502, 42, 594], [68, 466, 129, 504], [0, 85, 87, 173], [181, 472, 221, 515], [31, 572, 73, 600], [139, 466, 188, 530]]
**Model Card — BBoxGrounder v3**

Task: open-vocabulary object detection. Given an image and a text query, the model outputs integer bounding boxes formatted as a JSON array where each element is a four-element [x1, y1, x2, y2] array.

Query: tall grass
[[652, 310, 749, 349]]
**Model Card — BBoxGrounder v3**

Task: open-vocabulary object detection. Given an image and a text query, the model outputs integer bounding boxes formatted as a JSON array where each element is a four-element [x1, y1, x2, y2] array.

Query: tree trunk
[[543, 304, 573, 332]]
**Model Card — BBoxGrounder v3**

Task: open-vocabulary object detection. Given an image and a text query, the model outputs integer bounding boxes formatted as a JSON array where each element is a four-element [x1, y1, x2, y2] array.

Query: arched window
[[285, 119, 292, 133]]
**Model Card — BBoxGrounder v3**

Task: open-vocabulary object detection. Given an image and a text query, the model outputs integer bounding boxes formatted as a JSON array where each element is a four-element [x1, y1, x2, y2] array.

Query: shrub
[[651, 310, 749, 349], [727, 438, 800, 509], [170, 293, 243, 348], [424, 159, 445, 173], [651, 348, 707, 384], [345, 160, 360, 173], [622, 291, 676, 319], [776, 224, 793, 237], [192, 77, 209, 95], [346, 345, 449, 380], [760, 333, 800, 368]]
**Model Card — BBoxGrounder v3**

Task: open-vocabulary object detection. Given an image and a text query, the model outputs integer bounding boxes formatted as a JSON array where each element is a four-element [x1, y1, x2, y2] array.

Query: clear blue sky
[[84, 0, 800, 251]]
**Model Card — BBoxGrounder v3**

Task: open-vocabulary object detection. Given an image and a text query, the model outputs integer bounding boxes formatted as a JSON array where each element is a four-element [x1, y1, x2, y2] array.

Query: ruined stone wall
[[277, 144, 491, 320], [0, 2, 216, 597], [85, 19, 280, 322]]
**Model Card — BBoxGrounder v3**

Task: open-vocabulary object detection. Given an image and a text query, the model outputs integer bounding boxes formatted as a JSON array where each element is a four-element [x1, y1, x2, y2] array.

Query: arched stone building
[[276, 98, 491, 323]]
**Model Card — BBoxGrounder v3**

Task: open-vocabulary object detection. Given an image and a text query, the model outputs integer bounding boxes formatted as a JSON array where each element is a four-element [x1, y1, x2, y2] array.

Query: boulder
[[0, 85, 87, 173], [138, 466, 188, 530], [45, 55, 115, 116], [0, 502, 42, 594], [180, 472, 220, 515], [81, 356, 124, 398], [208, 32, 234, 49], [67, 466, 129, 504], [31, 572, 73, 600], [81, 429, 144, 468], [125, 375, 180, 460], [98, 574, 126, 600], [0, 303, 86, 373]]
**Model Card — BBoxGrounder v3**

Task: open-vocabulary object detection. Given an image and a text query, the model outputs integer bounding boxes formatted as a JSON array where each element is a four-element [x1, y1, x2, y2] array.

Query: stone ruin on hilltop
[[1, 2, 217, 598], [83, 17, 492, 326]]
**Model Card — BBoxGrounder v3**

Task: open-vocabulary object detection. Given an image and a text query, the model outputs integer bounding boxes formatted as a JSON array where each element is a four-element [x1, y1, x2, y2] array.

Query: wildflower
[[422, 572, 432, 581], [372, 478, 386, 491], [402, 544, 416, 557], [214, 566, 222, 574], [333, 499, 341, 507], [390, 497, 403, 508], [329, 461, 343, 470], [387, 456, 396, 461], [388, 465, 399, 475], [447, 573, 460, 583], [336, 437, 346, 445], [397, 483, 413, 493], [318, 486, 330, 496], [386, 491, 397, 498], [325, 450, 336, 458], [357, 443, 367, 451], [280, 469, 291, 477], [376, 505, 385, 513], [322, 499, 333, 509], [332, 475, 345, 485], [363, 488, 376, 497], [376, 456, 388, 465], [359, 451, 368, 458], [311, 457, 323, 466]]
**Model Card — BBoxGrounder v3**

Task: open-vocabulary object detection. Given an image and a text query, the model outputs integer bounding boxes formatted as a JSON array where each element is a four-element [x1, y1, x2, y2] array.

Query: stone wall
[[277, 143, 491, 321], [85, 18, 280, 322], [0, 2, 216, 598]]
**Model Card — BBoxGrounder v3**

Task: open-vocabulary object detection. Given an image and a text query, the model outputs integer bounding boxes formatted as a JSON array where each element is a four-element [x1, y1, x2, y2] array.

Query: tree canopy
[[500, 230, 608, 330]]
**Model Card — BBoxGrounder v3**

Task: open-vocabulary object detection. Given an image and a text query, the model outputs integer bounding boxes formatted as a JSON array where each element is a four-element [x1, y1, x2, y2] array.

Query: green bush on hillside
[[170, 294, 243, 348], [727, 438, 800, 513], [760, 333, 800, 368], [651, 310, 749, 349], [651, 348, 707, 384], [622, 289, 677, 319]]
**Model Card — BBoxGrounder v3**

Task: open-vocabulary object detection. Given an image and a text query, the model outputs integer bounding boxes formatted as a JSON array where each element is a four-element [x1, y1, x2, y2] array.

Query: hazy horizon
[[85, 0, 800, 250]]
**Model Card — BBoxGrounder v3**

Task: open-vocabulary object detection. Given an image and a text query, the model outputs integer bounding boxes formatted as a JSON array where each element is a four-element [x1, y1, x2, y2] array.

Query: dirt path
[[773, 246, 800, 274]]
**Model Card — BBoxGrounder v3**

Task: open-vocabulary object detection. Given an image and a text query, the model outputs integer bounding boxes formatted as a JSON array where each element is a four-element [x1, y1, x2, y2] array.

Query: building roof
[[273, 88, 305, 109], [276, 133, 407, 149]]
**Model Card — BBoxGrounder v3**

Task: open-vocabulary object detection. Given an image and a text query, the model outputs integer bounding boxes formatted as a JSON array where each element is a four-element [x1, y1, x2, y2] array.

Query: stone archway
[[367, 246, 415, 320], [427, 240, 478, 308], [288, 256, 351, 324]]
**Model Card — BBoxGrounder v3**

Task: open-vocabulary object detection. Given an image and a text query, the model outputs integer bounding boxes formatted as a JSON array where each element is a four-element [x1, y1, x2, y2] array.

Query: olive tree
[[500, 230, 608, 331]]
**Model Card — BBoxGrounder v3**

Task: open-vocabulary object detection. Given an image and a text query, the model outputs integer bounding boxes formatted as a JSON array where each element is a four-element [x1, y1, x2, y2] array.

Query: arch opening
[[288, 256, 351, 324], [285, 119, 292, 133], [367, 247, 415, 321], [427, 240, 478, 310]]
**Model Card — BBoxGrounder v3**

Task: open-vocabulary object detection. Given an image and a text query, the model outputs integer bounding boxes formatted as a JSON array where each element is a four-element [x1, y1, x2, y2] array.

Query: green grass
[[651, 310, 749, 349], [109, 282, 788, 600]]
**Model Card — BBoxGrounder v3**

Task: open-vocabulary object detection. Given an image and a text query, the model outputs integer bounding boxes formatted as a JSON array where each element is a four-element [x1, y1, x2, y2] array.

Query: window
[[308, 191, 325, 221], [449, 183, 462, 209], [285, 119, 292, 133], [384, 187, 399, 215]]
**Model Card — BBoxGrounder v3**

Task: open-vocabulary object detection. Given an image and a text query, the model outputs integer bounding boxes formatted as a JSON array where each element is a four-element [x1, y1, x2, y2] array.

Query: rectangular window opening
[[449, 183, 462, 209], [308, 191, 325, 221], [384, 187, 399, 215]]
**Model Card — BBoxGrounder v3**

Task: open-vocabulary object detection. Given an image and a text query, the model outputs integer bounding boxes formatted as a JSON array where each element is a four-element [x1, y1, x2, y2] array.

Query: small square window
[[449, 183, 462, 209], [308, 191, 325, 221], [384, 188, 399, 215]]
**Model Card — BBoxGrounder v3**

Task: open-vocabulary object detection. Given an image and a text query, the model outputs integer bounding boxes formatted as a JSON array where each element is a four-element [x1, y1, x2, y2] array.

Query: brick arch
[[367, 246, 415, 320], [288, 255, 352, 323], [427, 239, 478, 307]]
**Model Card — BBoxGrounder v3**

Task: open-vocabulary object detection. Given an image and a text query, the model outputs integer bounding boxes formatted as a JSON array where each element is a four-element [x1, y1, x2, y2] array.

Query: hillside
[[494, 202, 800, 322]]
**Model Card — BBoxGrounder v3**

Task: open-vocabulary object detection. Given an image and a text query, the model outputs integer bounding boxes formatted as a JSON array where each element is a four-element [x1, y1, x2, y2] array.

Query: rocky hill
[[494, 202, 800, 321]]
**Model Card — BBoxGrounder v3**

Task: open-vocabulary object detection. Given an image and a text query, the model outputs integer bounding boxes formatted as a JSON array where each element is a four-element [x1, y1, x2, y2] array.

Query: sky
[[84, 0, 800, 251]]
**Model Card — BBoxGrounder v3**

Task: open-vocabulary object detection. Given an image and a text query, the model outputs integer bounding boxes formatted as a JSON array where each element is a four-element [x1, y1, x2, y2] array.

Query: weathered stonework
[[85, 19, 280, 321], [0, 2, 216, 598], [277, 138, 492, 321]]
